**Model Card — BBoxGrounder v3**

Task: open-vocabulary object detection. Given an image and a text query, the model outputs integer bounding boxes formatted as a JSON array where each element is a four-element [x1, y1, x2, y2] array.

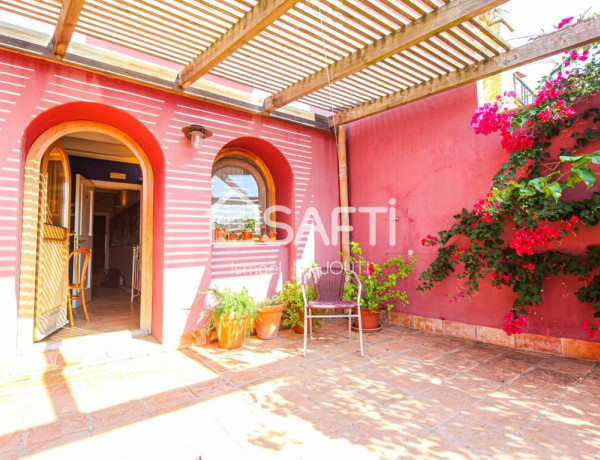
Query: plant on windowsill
[[205, 287, 258, 349], [258, 226, 266, 242], [227, 232, 238, 241], [255, 297, 285, 339], [279, 278, 317, 334], [242, 217, 255, 241], [344, 241, 417, 330], [213, 221, 226, 241]]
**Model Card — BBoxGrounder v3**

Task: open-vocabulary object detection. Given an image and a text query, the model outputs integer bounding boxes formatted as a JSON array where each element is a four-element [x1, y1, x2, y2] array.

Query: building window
[[211, 150, 275, 241]]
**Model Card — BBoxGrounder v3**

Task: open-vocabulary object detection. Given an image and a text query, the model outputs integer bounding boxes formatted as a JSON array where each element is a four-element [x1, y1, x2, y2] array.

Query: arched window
[[211, 149, 275, 240]]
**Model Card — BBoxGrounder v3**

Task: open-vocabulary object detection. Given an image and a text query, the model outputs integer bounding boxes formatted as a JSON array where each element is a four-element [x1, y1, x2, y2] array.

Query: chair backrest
[[69, 247, 91, 287], [310, 266, 346, 302]]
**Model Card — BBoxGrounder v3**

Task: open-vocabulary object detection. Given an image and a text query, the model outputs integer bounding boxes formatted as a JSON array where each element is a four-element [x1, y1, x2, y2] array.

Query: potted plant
[[267, 229, 277, 241], [213, 222, 226, 241], [346, 241, 417, 330], [279, 279, 317, 334], [255, 297, 285, 339], [241, 217, 255, 241], [258, 226, 266, 242], [206, 287, 258, 349], [227, 232, 238, 241]]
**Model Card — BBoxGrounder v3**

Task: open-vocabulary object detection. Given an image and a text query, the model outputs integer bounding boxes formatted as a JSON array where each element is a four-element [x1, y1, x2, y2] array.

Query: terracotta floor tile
[[524, 419, 600, 458], [26, 412, 89, 449], [142, 387, 194, 414], [2, 319, 599, 459], [436, 414, 516, 456], [89, 399, 148, 431]]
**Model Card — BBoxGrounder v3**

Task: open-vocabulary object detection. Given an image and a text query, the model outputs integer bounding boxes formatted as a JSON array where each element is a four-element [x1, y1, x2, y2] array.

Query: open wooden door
[[34, 143, 71, 341], [74, 174, 94, 303]]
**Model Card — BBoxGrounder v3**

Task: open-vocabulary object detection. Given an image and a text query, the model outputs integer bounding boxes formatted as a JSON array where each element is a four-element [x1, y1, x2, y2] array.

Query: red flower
[[503, 310, 528, 335], [421, 234, 440, 246], [451, 252, 460, 260], [582, 319, 600, 340], [364, 262, 375, 276], [566, 215, 580, 232]]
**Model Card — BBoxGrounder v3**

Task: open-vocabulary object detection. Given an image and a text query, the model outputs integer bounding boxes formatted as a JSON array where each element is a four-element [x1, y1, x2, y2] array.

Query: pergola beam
[[177, 0, 299, 89], [331, 17, 600, 127], [52, 0, 85, 58], [263, 0, 508, 112]]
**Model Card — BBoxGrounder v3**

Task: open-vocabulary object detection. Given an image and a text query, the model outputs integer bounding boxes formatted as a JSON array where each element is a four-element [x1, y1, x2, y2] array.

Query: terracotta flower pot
[[293, 310, 314, 334], [258, 235, 264, 242], [241, 232, 253, 241], [256, 303, 284, 340], [355, 308, 380, 329], [213, 228, 226, 241], [228, 233, 238, 241], [267, 232, 277, 241], [216, 312, 247, 349]]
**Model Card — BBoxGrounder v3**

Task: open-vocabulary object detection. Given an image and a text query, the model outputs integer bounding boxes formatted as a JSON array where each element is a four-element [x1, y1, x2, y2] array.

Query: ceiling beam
[[263, 0, 508, 112], [52, 0, 85, 58], [177, 0, 299, 89], [330, 17, 600, 127]]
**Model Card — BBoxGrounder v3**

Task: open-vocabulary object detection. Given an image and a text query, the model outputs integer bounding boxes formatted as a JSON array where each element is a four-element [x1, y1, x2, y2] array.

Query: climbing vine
[[417, 21, 600, 339]]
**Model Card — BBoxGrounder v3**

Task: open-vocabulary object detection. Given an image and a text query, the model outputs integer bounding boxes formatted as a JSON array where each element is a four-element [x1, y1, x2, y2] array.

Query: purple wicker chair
[[301, 266, 364, 357]]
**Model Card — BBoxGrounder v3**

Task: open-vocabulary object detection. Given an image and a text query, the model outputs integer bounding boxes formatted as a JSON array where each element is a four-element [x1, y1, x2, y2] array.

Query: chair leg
[[67, 291, 74, 327], [309, 311, 313, 339], [80, 288, 90, 322], [348, 313, 351, 339], [357, 309, 365, 358], [303, 308, 308, 358]]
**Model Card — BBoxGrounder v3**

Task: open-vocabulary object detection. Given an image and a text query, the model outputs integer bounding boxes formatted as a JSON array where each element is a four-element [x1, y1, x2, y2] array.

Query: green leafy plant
[[213, 221, 224, 229], [242, 217, 256, 233], [278, 278, 316, 328], [256, 296, 283, 307], [205, 286, 258, 333], [418, 37, 600, 338], [345, 241, 417, 312]]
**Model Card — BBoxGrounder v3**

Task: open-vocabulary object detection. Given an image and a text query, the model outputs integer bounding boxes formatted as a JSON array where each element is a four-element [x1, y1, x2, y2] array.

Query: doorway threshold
[[8, 329, 163, 382]]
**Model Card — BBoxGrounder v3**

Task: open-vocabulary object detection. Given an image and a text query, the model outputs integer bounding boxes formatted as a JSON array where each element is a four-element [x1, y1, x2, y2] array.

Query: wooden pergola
[[0, 0, 598, 130]]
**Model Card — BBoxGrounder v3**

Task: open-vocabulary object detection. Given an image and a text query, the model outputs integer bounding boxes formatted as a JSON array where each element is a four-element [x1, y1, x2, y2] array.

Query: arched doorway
[[17, 121, 154, 351]]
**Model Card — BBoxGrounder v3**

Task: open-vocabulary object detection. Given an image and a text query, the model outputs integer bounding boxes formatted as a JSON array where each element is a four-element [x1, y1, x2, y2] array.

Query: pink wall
[[347, 84, 600, 342], [0, 49, 339, 351]]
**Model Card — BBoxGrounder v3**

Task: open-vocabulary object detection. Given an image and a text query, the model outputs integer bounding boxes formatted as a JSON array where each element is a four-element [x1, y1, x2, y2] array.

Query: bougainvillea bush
[[418, 29, 600, 339]]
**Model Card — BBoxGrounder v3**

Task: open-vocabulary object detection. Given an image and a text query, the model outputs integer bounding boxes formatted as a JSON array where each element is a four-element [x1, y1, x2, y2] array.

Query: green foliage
[[346, 241, 418, 312], [242, 216, 256, 233], [278, 279, 316, 328], [256, 296, 283, 307], [418, 41, 600, 333], [207, 286, 258, 323]]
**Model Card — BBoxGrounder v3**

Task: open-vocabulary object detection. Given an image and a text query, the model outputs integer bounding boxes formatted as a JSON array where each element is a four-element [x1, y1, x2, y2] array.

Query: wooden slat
[[263, 0, 507, 111], [52, 0, 85, 57], [177, 0, 299, 88], [332, 17, 600, 126]]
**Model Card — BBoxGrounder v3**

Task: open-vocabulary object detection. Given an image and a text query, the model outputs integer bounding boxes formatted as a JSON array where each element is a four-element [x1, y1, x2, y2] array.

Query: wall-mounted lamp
[[182, 124, 213, 149]]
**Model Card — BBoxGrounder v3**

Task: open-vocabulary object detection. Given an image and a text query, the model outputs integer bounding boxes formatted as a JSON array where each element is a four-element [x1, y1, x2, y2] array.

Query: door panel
[[35, 144, 70, 341], [74, 174, 94, 303]]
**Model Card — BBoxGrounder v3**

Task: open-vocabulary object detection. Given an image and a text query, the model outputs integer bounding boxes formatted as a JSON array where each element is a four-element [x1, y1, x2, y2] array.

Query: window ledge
[[211, 241, 287, 247]]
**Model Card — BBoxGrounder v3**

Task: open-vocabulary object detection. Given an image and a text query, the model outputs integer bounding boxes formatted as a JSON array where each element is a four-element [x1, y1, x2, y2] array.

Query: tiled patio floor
[[2, 321, 600, 459]]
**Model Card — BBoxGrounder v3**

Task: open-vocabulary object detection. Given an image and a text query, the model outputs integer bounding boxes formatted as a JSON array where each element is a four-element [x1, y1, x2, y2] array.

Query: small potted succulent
[[205, 287, 258, 349], [213, 222, 226, 241], [255, 296, 285, 339], [227, 232, 238, 241], [345, 241, 417, 330], [241, 217, 255, 241]]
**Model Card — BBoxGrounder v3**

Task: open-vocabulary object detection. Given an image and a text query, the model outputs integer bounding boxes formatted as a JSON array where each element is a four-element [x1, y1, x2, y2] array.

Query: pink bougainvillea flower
[[557, 17, 574, 29], [503, 311, 528, 335], [364, 262, 375, 276], [421, 234, 440, 246]]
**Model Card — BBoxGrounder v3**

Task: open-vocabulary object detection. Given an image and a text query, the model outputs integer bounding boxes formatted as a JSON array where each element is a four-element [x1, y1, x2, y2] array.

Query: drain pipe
[[337, 124, 350, 268]]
